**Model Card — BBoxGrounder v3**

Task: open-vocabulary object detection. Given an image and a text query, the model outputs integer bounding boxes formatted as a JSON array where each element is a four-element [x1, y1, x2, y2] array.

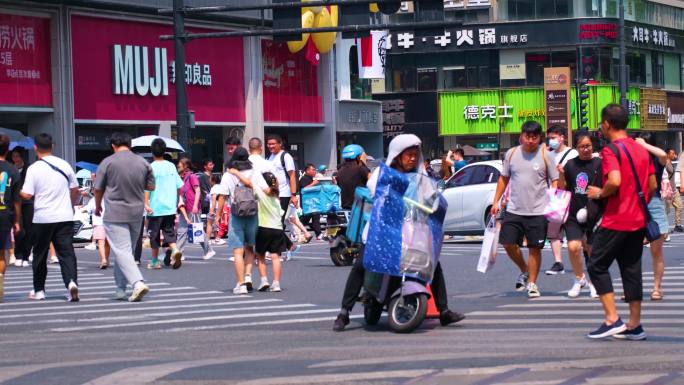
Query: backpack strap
[[558, 148, 572, 166], [40, 159, 69, 184], [606, 143, 621, 165]]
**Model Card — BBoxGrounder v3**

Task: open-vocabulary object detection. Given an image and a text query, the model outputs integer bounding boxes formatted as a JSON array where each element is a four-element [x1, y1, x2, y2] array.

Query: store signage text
[[444, 0, 491, 9], [394, 27, 527, 49], [463, 105, 513, 120], [628, 100, 641, 115], [632, 26, 675, 48], [382, 99, 405, 139], [669, 108, 684, 125], [113, 44, 213, 97], [1, 23, 39, 81], [579, 24, 617, 40], [648, 103, 666, 116]]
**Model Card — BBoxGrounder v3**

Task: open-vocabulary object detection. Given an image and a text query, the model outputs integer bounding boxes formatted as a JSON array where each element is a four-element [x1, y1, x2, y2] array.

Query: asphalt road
[[1, 232, 684, 385]]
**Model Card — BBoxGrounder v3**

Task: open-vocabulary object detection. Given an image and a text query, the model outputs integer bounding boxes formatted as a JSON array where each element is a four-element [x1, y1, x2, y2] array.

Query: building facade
[[0, 0, 337, 168], [377, 0, 684, 156]]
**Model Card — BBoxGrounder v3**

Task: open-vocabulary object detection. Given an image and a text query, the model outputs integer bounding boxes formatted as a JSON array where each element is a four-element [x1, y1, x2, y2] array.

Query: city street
[[1, 234, 684, 385]]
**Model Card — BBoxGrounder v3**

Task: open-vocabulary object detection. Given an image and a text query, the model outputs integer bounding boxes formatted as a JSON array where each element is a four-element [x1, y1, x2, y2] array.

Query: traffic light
[[273, 0, 302, 42], [578, 78, 590, 130]]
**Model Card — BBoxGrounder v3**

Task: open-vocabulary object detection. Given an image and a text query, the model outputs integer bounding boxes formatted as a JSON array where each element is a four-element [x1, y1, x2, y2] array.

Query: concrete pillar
[[317, 51, 338, 168], [54, 5, 76, 163], [243, 36, 264, 144]]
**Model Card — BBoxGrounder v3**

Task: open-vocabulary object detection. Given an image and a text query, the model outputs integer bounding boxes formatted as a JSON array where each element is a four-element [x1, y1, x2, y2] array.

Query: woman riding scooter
[[333, 134, 465, 331]]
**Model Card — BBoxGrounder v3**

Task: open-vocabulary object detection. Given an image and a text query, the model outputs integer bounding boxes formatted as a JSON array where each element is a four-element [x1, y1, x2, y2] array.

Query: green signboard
[[476, 143, 498, 151], [439, 85, 640, 136]]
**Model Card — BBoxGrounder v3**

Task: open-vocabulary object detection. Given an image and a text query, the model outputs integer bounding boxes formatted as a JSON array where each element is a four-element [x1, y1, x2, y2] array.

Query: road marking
[[164, 314, 365, 332], [0, 299, 284, 319], [0, 293, 252, 310], [51, 308, 344, 332], [2, 282, 170, 296]]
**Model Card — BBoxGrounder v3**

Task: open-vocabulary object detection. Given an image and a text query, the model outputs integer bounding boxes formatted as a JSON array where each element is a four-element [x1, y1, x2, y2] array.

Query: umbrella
[[76, 168, 92, 180], [461, 145, 489, 157], [131, 135, 185, 152], [0, 127, 34, 150], [75, 161, 98, 173]]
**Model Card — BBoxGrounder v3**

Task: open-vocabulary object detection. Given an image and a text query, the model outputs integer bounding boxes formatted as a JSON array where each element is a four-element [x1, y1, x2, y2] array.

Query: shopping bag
[[188, 214, 205, 244], [477, 217, 499, 273], [543, 188, 571, 224]]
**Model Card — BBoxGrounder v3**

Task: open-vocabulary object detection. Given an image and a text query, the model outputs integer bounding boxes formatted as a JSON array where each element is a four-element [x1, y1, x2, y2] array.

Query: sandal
[[651, 290, 663, 301]]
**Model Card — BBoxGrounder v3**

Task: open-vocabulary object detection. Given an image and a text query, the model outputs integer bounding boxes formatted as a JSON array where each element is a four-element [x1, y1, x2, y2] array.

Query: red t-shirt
[[600, 137, 654, 232]]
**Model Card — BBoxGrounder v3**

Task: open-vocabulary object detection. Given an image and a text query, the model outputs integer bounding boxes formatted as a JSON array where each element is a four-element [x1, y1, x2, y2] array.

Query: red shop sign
[[579, 23, 618, 40], [262, 40, 322, 123], [0, 13, 52, 107], [71, 15, 245, 123]]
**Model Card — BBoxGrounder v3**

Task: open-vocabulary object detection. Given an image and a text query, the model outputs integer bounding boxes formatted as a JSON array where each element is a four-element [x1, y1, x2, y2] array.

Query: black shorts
[[256, 226, 288, 255], [499, 212, 548, 249], [564, 217, 587, 242], [147, 215, 177, 249]]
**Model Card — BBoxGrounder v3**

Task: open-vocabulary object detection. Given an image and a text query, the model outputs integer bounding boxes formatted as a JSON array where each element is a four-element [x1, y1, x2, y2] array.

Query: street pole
[[619, 0, 627, 109], [174, 0, 190, 157]]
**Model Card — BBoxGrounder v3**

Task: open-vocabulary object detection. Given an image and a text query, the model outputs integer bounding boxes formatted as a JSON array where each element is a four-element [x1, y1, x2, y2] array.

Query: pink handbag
[[543, 188, 572, 224]]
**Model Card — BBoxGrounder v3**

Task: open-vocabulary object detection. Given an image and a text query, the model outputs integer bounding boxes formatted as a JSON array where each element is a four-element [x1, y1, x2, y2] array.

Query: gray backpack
[[231, 183, 258, 217]]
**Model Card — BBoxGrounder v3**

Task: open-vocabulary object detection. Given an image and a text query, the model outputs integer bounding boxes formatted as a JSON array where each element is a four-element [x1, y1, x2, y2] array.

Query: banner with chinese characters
[[543, 67, 572, 141], [261, 40, 322, 123], [0, 13, 51, 107], [640, 89, 667, 131], [439, 86, 641, 136], [71, 15, 245, 123]]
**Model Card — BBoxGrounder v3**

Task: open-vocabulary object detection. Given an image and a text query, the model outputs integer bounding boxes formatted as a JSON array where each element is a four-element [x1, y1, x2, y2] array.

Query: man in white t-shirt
[[247, 137, 276, 175], [20, 133, 80, 301], [266, 134, 298, 216], [544, 125, 579, 276]]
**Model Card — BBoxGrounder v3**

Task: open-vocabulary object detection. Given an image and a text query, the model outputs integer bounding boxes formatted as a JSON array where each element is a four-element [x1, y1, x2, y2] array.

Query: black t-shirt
[[652, 154, 663, 198], [299, 174, 315, 189], [0, 160, 20, 231], [564, 157, 602, 217], [198, 172, 211, 195], [336, 163, 370, 209]]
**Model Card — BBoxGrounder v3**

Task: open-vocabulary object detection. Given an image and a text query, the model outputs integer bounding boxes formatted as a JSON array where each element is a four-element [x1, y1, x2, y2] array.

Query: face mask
[[548, 138, 560, 150]]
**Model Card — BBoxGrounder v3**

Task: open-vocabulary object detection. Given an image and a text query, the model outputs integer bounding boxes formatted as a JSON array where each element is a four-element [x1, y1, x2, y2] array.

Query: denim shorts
[[648, 197, 669, 235], [227, 214, 257, 250]]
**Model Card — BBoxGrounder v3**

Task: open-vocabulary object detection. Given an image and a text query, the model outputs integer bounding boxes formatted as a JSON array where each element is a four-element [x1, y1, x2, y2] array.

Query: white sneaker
[[115, 288, 127, 300], [269, 281, 282, 292], [589, 283, 599, 298], [129, 282, 150, 302], [49, 255, 58, 264], [213, 238, 226, 245], [202, 250, 216, 260], [21, 260, 29, 267], [29, 290, 46, 300], [665, 234, 671, 242], [232, 283, 248, 295], [67, 281, 79, 302], [228, 256, 235, 262], [258, 279, 270, 292], [84, 243, 97, 251], [568, 276, 587, 298], [527, 282, 541, 298], [14, 258, 23, 267], [180, 255, 186, 261], [28, 254, 33, 262]]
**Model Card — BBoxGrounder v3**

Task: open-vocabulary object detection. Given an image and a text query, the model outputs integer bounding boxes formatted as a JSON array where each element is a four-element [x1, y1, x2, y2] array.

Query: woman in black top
[[558, 131, 601, 299]]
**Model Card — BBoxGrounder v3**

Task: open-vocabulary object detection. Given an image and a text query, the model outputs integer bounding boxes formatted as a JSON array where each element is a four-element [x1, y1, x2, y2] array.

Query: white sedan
[[440, 160, 502, 236]]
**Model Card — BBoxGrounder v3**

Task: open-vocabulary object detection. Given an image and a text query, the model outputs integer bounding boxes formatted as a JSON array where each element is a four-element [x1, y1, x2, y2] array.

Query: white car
[[441, 160, 502, 236]]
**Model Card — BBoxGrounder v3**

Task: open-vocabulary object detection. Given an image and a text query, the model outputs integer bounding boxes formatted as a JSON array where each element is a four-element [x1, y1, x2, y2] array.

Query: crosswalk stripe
[[460, 318, 684, 325], [50, 308, 342, 332], [468, 309, 684, 316], [164, 314, 365, 332], [82, 303, 316, 322], [4, 279, 115, 290], [0, 292, 250, 309], [0, 298, 284, 319], [2, 282, 170, 296]]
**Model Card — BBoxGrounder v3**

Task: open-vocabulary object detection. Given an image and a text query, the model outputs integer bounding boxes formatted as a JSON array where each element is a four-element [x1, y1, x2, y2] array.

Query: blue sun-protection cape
[[363, 163, 447, 283]]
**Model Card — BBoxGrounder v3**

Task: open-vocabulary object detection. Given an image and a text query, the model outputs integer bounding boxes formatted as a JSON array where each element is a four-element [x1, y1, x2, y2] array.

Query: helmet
[[317, 164, 327, 172], [341, 144, 364, 160]]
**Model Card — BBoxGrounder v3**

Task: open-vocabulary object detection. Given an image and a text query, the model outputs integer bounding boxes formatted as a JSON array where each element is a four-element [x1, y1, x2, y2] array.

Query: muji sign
[[72, 15, 245, 123]]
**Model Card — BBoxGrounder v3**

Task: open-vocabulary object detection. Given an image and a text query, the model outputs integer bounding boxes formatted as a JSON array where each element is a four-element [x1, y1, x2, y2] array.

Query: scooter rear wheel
[[363, 299, 383, 326], [329, 245, 353, 266], [388, 293, 428, 333]]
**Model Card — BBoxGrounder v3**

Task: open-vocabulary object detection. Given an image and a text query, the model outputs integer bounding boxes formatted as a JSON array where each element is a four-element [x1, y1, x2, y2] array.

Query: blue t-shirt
[[148, 160, 183, 217]]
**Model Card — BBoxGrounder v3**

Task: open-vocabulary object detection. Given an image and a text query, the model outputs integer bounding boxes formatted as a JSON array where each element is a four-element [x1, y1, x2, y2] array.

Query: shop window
[[478, 66, 490, 88], [525, 53, 550, 86], [443, 66, 466, 89], [505, 0, 572, 20], [418, 68, 437, 91], [349, 46, 372, 99], [652, 53, 664, 89], [466, 66, 479, 88], [627, 51, 647, 85], [580, 47, 615, 83]]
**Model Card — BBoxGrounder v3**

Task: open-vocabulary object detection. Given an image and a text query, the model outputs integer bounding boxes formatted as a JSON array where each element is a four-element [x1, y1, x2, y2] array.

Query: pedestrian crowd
[[0, 132, 310, 303], [0, 103, 681, 341]]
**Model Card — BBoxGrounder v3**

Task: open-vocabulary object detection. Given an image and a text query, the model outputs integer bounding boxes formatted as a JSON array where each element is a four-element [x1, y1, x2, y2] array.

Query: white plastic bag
[[543, 188, 571, 224], [188, 214, 206, 244], [477, 217, 499, 273]]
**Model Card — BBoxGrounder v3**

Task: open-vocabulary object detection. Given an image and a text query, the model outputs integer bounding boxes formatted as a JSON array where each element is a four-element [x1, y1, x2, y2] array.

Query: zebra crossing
[[0, 265, 346, 333], [459, 264, 684, 333]]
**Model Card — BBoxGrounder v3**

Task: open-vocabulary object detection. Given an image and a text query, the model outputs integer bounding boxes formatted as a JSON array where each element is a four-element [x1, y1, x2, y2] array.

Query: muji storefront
[[70, 14, 246, 164]]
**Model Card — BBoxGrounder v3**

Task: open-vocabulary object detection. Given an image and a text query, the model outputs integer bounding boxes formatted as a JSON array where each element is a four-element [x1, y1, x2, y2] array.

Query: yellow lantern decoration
[[311, 6, 337, 54], [369, 3, 379, 12], [287, 10, 315, 53]]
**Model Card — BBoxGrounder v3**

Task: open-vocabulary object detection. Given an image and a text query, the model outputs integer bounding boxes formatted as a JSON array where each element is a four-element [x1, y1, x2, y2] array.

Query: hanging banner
[[357, 30, 388, 79], [0, 13, 52, 107]]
